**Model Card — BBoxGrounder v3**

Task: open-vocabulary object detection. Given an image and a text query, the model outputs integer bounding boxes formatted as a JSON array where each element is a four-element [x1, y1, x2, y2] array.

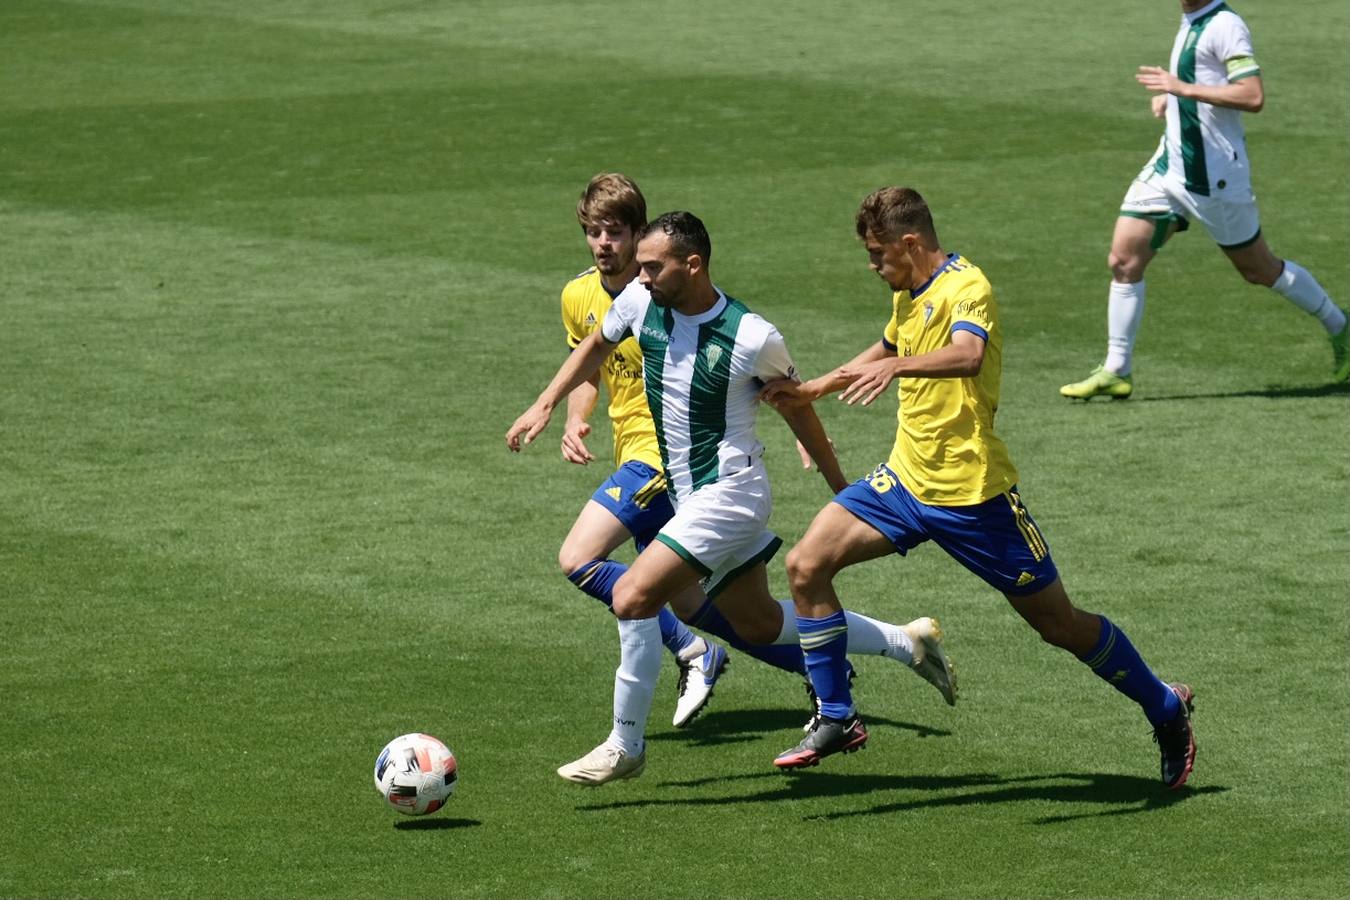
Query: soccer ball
[[373, 733, 458, 815]]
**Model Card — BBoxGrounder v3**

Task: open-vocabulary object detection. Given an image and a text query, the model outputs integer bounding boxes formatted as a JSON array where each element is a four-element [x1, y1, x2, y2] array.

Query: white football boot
[[901, 616, 957, 706], [556, 741, 646, 786], [672, 641, 728, 728]]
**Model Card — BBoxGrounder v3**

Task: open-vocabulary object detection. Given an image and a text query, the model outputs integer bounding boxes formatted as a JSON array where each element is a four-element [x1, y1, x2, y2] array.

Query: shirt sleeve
[[561, 287, 586, 350], [1212, 13, 1259, 81], [882, 293, 902, 350], [600, 288, 638, 344], [752, 325, 798, 383], [950, 286, 995, 342]]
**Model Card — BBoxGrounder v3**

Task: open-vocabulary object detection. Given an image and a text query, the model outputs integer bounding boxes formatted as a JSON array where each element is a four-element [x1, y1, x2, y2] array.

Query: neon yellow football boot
[[1059, 365, 1134, 400], [1330, 318, 1350, 384]]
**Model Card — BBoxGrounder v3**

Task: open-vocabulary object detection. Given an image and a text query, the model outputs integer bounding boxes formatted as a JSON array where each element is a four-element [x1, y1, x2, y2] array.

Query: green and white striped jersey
[[1150, 0, 1261, 197], [602, 285, 796, 502]]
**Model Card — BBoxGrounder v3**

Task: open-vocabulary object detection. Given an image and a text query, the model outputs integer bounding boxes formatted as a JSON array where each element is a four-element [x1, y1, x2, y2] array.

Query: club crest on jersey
[[923, 302, 934, 324], [703, 344, 724, 368]]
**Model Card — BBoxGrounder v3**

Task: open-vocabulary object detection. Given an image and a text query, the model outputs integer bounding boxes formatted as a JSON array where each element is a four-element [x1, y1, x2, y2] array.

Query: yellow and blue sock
[[1078, 615, 1180, 727], [568, 558, 696, 656], [799, 611, 852, 719]]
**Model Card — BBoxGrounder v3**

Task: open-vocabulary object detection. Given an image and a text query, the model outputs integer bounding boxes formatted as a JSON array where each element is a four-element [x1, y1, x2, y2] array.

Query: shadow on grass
[[393, 817, 483, 831], [1136, 381, 1349, 401], [577, 769, 1226, 823], [646, 707, 951, 748], [807, 771, 1228, 823]]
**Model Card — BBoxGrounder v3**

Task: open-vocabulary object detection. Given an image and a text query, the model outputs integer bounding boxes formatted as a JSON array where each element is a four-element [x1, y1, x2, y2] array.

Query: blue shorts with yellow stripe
[[834, 464, 1059, 596], [591, 460, 674, 553]]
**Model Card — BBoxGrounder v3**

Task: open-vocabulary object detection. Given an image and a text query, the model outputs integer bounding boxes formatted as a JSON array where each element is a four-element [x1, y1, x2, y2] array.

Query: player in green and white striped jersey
[[1061, 0, 1349, 399], [509, 212, 946, 784]]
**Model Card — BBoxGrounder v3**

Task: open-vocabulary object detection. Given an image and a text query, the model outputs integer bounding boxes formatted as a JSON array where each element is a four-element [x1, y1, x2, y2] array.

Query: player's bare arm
[[897, 328, 986, 376], [560, 376, 601, 465], [773, 402, 848, 494], [1136, 66, 1264, 113], [759, 340, 892, 408], [506, 331, 616, 452], [840, 329, 987, 405]]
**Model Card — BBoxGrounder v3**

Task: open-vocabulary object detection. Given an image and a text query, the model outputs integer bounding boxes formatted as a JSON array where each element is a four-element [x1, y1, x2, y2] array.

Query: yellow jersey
[[561, 268, 663, 470], [882, 253, 1018, 506]]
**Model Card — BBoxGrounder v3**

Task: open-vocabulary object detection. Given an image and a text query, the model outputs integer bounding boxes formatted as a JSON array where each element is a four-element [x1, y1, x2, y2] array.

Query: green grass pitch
[[2, 1, 1346, 897]]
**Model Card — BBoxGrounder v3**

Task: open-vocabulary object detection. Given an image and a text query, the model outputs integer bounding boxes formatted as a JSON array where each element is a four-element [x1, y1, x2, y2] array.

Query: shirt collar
[[910, 253, 959, 299], [676, 288, 728, 325]]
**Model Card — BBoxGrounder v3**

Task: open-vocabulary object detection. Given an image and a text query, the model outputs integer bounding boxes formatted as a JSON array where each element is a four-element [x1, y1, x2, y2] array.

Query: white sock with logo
[[607, 617, 661, 757], [1104, 280, 1146, 376], [773, 599, 913, 663], [1273, 261, 1347, 334]]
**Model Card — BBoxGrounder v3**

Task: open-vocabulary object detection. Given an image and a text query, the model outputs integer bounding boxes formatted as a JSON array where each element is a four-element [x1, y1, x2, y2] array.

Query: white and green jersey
[[601, 285, 796, 502], [1149, 0, 1261, 197]]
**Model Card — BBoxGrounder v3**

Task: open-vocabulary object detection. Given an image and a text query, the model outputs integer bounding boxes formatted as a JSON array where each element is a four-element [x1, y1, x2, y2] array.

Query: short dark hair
[[641, 211, 712, 265], [855, 187, 938, 244]]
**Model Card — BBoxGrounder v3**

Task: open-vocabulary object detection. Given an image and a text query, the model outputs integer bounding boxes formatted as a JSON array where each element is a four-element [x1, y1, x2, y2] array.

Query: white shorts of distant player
[[1121, 166, 1262, 249], [655, 459, 780, 598]]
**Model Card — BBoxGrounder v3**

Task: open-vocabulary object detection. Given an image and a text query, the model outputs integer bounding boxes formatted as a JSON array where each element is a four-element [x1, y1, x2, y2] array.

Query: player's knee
[[1022, 607, 1078, 651], [1030, 618, 1075, 651], [785, 544, 829, 594], [610, 577, 656, 620], [1027, 606, 1099, 656], [1238, 263, 1274, 286], [1108, 251, 1144, 283], [717, 605, 776, 644], [558, 546, 590, 578]]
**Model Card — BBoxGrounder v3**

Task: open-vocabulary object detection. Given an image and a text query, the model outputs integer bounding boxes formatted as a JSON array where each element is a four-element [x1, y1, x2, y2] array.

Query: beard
[[594, 250, 631, 275]]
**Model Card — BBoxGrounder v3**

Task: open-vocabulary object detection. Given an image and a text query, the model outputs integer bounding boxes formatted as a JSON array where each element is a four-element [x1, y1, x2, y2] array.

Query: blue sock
[[656, 607, 697, 655], [1078, 615, 1180, 727], [567, 559, 695, 656], [689, 600, 806, 675], [799, 611, 852, 719]]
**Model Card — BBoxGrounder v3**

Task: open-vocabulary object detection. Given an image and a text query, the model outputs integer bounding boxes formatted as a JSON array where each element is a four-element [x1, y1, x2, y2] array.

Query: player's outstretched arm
[[774, 402, 848, 494], [759, 340, 893, 409], [877, 329, 986, 385], [506, 332, 615, 453]]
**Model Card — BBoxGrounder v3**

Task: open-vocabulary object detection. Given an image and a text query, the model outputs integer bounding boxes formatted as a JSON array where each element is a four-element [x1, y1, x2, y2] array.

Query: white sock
[[1104, 280, 1146, 376], [1272, 261, 1347, 334], [607, 617, 661, 757], [772, 599, 913, 664], [843, 610, 914, 663]]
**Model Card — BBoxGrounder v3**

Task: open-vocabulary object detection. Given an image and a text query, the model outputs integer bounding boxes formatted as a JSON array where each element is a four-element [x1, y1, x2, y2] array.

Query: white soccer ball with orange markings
[[373, 733, 458, 815]]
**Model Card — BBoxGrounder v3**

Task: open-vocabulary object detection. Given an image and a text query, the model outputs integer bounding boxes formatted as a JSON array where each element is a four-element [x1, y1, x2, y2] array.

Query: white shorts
[[655, 461, 781, 598], [1121, 166, 1261, 249]]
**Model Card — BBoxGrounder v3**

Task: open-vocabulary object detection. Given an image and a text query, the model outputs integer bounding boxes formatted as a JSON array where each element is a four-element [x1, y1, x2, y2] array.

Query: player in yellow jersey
[[552, 174, 819, 744], [763, 187, 1196, 788]]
